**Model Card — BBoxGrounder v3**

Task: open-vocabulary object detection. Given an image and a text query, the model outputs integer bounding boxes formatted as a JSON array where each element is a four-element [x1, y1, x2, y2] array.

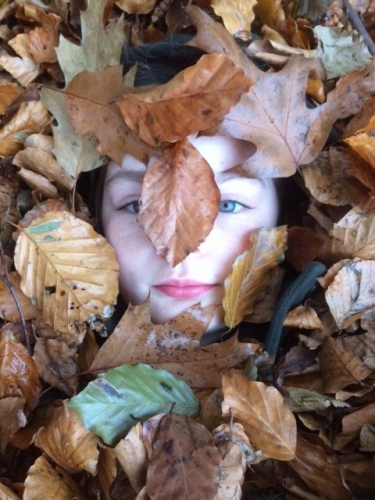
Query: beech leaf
[[222, 372, 297, 461], [68, 364, 200, 446], [138, 139, 220, 266], [14, 211, 119, 335], [117, 53, 252, 146], [325, 260, 375, 329], [55, 0, 125, 85], [146, 413, 221, 500], [0, 397, 27, 452], [223, 226, 287, 328]]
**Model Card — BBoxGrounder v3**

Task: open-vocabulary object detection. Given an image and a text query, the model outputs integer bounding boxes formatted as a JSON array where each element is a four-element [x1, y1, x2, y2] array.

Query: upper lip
[[154, 279, 213, 287]]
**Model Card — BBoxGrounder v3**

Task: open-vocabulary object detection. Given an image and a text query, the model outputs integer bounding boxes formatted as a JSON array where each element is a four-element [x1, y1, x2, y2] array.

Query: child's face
[[102, 135, 279, 327]]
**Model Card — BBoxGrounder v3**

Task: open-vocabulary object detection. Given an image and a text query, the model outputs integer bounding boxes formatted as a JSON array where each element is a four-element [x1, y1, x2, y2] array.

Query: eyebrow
[[215, 170, 264, 186], [105, 169, 145, 187]]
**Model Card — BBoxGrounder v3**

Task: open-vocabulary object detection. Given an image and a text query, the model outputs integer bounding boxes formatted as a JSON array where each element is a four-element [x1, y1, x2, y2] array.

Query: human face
[[102, 135, 279, 329]]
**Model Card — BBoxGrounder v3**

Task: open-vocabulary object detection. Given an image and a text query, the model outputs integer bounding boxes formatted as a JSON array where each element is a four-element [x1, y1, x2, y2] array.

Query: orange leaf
[[146, 413, 221, 500], [0, 331, 42, 408], [138, 139, 220, 266], [65, 66, 154, 165], [34, 401, 99, 475], [222, 372, 296, 461], [117, 53, 252, 146], [0, 271, 41, 321], [319, 337, 371, 394], [223, 226, 287, 328]]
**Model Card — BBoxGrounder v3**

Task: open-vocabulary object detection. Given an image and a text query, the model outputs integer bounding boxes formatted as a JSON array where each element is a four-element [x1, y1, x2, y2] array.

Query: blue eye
[[219, 200, 246, 213], [121, 200, 140, 214]]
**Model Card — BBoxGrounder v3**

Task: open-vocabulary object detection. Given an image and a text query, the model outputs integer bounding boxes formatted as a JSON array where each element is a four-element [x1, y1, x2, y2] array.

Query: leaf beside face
[[117, 53, 252, 146], [146, 413, 221, 500], [138, 139, 220, 266], [222, 372, 296, 461], [14, 211, 119, 335], [69, 364, 200, 446], [223, 225, 287, 328]]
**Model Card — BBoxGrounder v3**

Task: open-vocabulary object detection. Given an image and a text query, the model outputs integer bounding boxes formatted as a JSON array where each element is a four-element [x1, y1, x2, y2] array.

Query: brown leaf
[[16, 167, 59, 198], [115, 422, 148, 493], [95, 444, 118, 500], [118, 53, 252, 146], [287, 435, 352, 500], [325, 260, 375, 329], [65, 66, 153, 165], [222, 372, 296, 460], [0, 34, 40, 86], [0, 397, 27, 451], [286, 226, 324, 272], [319, 337, 371, 394], [344, 97, 375, 137], [0, 81, 19, 114], [340, 331, 375, 371], [33, 338, 78, 396], [223, 226, 287, 328], [0, 481, 22, 500], [0, 271, 41, 321], [0, 331, 42, 408], [115, 0, 158, 14], [187, 6, 375, 177], [345, 133, 375, 170], [211, 0, 256, 36], [138, 139, 220, 266], [23, 455, 84, 500], [34, 401, 99, 475], [284, 305, 323, 330], [359, 424, 375, 452], [146, 413, 222, 500], [13, 147, 74, 191], [91, 301, 257, 388]]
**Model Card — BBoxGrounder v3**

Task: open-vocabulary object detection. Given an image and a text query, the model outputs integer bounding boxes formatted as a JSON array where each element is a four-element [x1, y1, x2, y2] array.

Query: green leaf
[[68, 364, 200, 445], [55, 0, 125, 85]]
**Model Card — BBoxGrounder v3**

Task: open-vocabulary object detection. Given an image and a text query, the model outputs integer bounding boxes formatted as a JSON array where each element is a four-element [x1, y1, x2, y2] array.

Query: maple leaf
[[138, 139, 220, 266]]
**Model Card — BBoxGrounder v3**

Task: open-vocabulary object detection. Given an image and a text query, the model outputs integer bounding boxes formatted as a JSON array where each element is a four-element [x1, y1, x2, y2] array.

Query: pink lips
[[153, 279, 215, 299]]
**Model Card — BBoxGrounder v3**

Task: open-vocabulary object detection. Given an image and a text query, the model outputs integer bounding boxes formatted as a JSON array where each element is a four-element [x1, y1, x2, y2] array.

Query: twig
[[0, 242, 31, 354], [343, 0, 375, 55]]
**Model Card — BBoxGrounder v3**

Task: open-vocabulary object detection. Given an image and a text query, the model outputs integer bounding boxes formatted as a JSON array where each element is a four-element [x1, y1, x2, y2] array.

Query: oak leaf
[[319, 336, 371, 394], [325, 260, 375, 329], [0, 331, 42, 409], [117, 53, 252, 147], [91, 301, 257, 389], [223, 226, 287, 328], [146, 413, 222, 500], [187, 5, 375, 177], [14, 211, 119, 335], [34, 401, 99, 475], [138, 139, 220, 266], [222, 372, 296, 460]]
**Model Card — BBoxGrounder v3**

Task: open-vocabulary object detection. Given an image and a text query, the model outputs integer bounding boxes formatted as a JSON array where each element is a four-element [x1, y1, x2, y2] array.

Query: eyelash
[[119, 199, 249, 214], [119, 200, 140, 214]]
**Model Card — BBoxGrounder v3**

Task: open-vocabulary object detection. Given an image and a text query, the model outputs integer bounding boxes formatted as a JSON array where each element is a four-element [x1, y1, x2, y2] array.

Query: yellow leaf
[[0, 271, 41, 321], [222, 372, 296, 461], [223, 226, 287, 328], [34, 401, 99, 475], [345, 132, 375, 170], [14, 211, 119, 335], [211, 0, 257, 36]]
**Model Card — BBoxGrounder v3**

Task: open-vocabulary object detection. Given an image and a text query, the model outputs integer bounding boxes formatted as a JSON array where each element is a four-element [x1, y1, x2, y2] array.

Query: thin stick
[[343, 0, 375, 55]]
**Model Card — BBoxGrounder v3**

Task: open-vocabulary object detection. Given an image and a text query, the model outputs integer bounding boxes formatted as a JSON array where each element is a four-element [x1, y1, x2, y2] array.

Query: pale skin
[[102, 134, 279, 330]]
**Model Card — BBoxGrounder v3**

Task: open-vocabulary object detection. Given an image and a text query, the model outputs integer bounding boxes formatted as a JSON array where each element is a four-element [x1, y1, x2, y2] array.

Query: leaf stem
[[343, 0, 375, 55]]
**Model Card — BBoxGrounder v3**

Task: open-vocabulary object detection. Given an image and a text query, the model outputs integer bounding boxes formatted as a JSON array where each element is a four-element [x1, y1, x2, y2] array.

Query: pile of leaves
[[1, 0, 375, 498]]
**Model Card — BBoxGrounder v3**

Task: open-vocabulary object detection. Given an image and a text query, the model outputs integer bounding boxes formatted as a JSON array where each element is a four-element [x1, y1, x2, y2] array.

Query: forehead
[[105, 135, 257, 183]]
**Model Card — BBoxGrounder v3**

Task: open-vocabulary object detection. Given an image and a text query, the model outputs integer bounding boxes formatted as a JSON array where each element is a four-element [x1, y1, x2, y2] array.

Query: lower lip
[[153, 284, 215, 299]]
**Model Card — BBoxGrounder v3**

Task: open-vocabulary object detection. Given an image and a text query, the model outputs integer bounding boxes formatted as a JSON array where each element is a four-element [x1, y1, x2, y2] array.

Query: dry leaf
[[65, 66, 153, 165], [360, 424, 375, 452], [115, 0, 158, 14], [95, 444, 118, 500], [0, 101, 50, 156], [222, 372, 296, 461], [33, 338, 78, 396], [319, 336, 371, 394], [334, 402, 375, 452], [34, 401, 99, 475], [115, 422, 148, 493], [344, 97, 375, 137], [0, 34, 40, 86], [0, 397, 27, 451], [16, 167, 59, 198], [0, 331, 42, 408], [345, 133, 375, 170], [0, 271, 41, 321], [91, 301, 257, 388], [0, 81, 19, 114], [286, 226, 324, 272], [138, 139, 220, 266], [0, 481, 21, 500], [118, 53, 252, 146], [146, 413, 222, 500], [284, 305, 324, 330], [253, 0, 285, 30], [14, 211, 119, 335], [223, 226, 287, 328], [211, 0, 256, 36], [325, 260, 375, 329], [23, 455, 84, 500], [340, 331, 375, 371]]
